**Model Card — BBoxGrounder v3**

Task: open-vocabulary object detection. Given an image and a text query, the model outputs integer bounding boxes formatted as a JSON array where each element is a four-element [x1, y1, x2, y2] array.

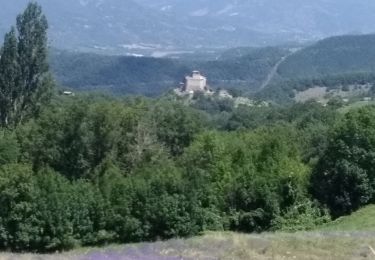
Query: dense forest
[[257, 72, 375, 103], [2, 3, 375, 253], [278, 34, 375, 79]]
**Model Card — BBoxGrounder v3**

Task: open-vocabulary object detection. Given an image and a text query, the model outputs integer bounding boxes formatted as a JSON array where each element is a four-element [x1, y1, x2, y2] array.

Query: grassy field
[[2, 205, 375, 260], [2, 231, 375, 260], [320, 205, 375, 232], [338, 100, 375, 113]]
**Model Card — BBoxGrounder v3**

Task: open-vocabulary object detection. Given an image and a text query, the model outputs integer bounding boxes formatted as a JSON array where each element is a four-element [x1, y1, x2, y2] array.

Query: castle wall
[[184, 71, 207, 92]]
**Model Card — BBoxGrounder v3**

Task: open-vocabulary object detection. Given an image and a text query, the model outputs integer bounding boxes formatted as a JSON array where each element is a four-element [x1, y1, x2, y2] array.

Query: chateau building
[[182, 71, 208, 93]]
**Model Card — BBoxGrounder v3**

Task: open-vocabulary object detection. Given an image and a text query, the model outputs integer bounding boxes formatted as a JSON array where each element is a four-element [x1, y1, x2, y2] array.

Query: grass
[[2, 205, 375, 259], [338, 100, 375, 113], [319, 205, 375, 232], [2, 231, 375, 259]]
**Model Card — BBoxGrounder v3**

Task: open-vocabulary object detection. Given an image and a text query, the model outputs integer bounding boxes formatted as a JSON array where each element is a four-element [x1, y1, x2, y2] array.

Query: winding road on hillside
[[259, 51, 295, 90]]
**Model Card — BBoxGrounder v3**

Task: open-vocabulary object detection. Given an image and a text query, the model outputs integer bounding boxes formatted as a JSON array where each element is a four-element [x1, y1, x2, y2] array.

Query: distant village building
[[172, 71, 267, 107], [363, 97, 372, 102], [182, 71, 208, 93], [175, 71, 212, 96], [63, 91, 75, 96]]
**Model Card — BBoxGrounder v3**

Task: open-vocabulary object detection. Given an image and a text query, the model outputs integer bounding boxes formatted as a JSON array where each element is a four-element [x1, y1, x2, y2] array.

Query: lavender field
[[1, 231, 375, 260]]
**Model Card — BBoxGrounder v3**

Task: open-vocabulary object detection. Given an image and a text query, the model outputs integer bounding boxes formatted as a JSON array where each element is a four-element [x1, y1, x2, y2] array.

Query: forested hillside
[[278, 34, 375, 79], [50, 50, 188, 95], [256, 34, 375, 102], [50, 47, 288, 95]]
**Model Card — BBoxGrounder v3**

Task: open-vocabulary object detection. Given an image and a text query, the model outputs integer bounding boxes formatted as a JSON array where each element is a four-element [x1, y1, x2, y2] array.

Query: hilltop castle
[[182, 71, 208, 93], [175, 71, 213, 95], [174, 70, 223, 97]]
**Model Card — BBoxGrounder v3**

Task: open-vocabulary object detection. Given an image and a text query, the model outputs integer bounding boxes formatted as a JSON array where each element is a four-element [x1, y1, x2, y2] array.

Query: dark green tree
[[15, 2, 52, 125], [0, 28, 19, 126], [0, 131, 19, 165], [151, 102, 204, 156], [0, 164, 39, 251], [311, 106, 375, 217], [0, 2, 53, 128]]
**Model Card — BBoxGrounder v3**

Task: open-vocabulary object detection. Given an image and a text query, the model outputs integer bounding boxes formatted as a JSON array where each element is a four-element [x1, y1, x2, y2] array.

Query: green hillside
[[320, 205, 375, 231], [256, 34, 375, 103], [278, 34, 375, 79], [50, 47, 288, 96], [50, 50, 190, 96]]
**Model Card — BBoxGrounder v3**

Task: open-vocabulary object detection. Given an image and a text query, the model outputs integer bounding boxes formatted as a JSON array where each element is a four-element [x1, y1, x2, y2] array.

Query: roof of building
[[186, 71, 206, 80]]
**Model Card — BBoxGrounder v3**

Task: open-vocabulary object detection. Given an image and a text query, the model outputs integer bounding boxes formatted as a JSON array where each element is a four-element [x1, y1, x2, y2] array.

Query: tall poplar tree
[[0, 2, 53, 127], [0, 28, 19, 126]]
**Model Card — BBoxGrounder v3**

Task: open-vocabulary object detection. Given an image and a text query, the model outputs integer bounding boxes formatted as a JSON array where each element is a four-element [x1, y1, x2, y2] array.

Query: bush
[[271, 199, 330, 232]]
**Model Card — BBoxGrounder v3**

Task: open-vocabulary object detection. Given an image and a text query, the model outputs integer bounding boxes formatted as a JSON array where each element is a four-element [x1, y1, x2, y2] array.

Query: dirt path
[[259, 51, 294, 90]]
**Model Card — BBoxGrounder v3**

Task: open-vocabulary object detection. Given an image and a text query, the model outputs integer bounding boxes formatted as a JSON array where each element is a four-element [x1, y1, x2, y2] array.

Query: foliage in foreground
[[1, 92, 363, 252], [0, 86, 374, 252]]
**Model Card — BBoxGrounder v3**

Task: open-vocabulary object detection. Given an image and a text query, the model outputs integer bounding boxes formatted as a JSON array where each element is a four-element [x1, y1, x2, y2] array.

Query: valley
[[50, 46, 289, 96], [50, 33, 375, 104]]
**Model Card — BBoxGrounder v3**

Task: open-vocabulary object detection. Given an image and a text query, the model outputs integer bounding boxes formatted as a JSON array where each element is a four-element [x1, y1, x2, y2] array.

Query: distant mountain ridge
[[2, 0, 375, 53]]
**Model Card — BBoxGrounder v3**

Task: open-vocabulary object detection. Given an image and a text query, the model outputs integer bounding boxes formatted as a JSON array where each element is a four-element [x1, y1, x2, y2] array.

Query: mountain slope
[[136, 0, 375, 38], [0, 0, 179, 52], [0, 0, 280, 53], [256, 34, 375, 103], [3, 0, 375, 52], [278, 34, 375, 79]]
